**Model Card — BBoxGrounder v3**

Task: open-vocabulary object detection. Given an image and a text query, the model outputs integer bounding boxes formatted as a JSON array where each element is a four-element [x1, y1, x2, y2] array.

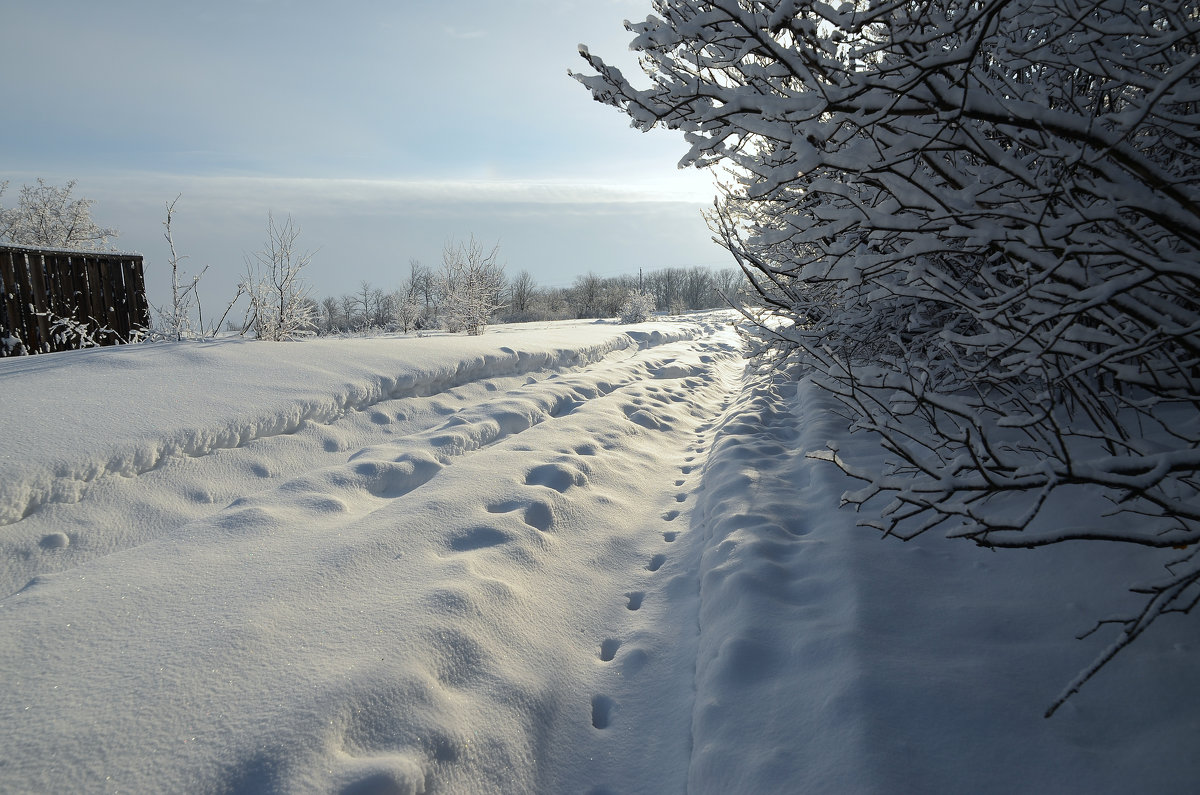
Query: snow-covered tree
[[571, 272, 607, 319], [242, 213, 316, 341], [575, 0, 1200, 713], [0, 178, 117, 249], [392, 289, 422, 333], [437, 237, 506, 335], [619, 289, 656, 323]]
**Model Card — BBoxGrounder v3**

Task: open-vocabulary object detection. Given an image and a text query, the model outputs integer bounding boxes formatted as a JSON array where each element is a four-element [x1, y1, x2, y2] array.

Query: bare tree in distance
[[508, 270, 537, 319]]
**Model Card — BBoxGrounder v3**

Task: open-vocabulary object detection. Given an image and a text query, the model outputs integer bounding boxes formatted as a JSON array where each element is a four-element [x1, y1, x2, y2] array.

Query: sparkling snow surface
[[1, 314, 1196, 793]]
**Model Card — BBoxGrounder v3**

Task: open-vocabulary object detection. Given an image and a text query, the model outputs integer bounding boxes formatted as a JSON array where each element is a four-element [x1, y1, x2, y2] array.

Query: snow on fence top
[[0, 241, 142, 257]]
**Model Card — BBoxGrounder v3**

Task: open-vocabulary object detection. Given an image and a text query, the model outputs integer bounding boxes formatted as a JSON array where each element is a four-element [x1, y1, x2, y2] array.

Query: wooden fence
[[0, 244, 150, 356]]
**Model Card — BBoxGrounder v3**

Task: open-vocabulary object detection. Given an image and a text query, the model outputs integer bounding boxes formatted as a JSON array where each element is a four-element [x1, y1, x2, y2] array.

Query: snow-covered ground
[[1, 314, 1196, 793]]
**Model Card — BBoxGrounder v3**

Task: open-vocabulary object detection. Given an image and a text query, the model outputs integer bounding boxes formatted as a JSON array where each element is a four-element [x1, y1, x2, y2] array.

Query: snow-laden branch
[[576, 0, 1200, 713]]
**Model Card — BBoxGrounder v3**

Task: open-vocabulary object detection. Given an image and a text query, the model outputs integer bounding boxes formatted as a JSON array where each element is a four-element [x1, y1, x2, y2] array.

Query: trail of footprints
[[590, 414, 719, 732], [327, 340, 742, 789]]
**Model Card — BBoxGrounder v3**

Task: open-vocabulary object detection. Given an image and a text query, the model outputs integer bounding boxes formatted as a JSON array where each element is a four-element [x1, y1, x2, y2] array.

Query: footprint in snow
[[39, 532, 70, 550], [523, 501, 554, 532], [484, 498, 555, 532], [525, 462, 586, 493], [647, 554, 666, 572], [448, 526, 510, 552], [549, 396, 582, 418], [599, 638, 621, 662], [662, 510, 680, 522], [663, 531, 678, 543], [189, 488, 217, 504], [621, 404, 671, 432], [591, 695, 616, 729], [625, 592, 644, 611]]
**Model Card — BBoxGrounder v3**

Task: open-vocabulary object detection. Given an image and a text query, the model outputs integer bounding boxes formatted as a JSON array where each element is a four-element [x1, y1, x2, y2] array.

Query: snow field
[[0, 315, 748, 793], [692, 371, 1200, 793], [0, 322, 698, 597], [2, 312, 1197, 793]]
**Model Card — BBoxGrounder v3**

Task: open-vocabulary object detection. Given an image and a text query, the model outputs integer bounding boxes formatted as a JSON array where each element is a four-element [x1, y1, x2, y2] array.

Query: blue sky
[[2, 0, 723, 307]]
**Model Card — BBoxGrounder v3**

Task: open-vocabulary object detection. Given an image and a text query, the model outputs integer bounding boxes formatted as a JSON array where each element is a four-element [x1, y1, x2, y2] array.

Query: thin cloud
[[444, 26, 487, 40]]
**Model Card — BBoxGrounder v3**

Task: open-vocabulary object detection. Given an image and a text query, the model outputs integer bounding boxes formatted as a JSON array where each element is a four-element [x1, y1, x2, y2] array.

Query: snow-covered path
[[0, 316, 743, 793], [3, 315, 1198, 794]]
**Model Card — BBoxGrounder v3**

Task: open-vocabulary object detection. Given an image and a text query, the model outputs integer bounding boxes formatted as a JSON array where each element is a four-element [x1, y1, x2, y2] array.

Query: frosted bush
[[619, 290, 656, 323]]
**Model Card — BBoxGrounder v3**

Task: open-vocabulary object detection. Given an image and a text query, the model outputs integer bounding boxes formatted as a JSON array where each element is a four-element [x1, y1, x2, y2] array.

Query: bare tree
[[0, 181, 9, 242], [577, 0, 1200, 714], [356, 281, 374, 330], [338, 294, 358, 332], [677, 266, 712, 310], [370, 288, 392, 328], [571, 272, 606, 318], [153, 196, 208, 341], [405, 258, 436, 326], [712, 267, 743, 301], [242, 213, 316, 341], [320, 296, 341, 334], [392, 288, 422, 333], [508, 270, 537, 318]]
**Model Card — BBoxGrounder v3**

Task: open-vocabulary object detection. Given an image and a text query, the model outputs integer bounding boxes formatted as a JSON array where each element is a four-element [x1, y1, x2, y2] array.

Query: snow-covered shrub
[[242, 213, 316, 341], [2, 330, 25, 356], [437, 237, 505, 336], [37, 308, 142, 351], [393, 291, 422, 334], [619, 290, 655, 323], [576, 0, 1200, 712]]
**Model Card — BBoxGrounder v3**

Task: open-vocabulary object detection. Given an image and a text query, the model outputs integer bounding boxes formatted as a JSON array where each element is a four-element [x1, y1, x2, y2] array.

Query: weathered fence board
[[0, 244, 150, 356]]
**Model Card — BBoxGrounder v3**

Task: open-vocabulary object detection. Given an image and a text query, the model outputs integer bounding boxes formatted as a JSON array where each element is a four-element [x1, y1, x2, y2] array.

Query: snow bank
[[0, 321, 697, 527], [0, 314, 745, 793], [689, 372, 1200, 792]]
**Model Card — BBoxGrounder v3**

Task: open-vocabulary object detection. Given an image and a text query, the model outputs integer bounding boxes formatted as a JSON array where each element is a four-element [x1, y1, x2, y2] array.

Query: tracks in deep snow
[[0, 318, 748, 794], [0, 322, 726, 599]]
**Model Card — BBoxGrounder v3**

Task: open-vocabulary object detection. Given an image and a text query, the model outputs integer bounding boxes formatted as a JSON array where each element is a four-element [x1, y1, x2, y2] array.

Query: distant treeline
[[312, 264, 743, 334]]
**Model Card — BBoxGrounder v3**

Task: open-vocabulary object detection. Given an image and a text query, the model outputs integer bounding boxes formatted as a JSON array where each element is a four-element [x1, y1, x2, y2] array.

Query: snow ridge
[[0, 326, 695, 527]]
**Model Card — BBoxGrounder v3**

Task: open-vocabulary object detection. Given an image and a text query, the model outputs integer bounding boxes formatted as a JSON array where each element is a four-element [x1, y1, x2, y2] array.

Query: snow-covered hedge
[[576, 0, 1200, 712]]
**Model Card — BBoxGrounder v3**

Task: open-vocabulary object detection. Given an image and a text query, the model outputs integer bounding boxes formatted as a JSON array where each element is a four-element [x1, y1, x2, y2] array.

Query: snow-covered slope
[[1, 315, 1196, 793], [690, 374, 1200, 793]]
